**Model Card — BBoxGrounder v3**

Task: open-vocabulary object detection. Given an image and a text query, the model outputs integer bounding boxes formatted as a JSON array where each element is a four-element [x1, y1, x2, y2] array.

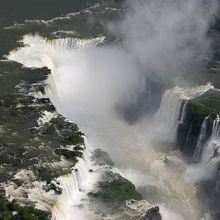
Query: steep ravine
[[6, 33, 220, 220]]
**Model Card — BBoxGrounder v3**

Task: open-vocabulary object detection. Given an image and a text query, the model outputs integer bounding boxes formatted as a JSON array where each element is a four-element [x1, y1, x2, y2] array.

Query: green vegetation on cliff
[[88, 172, 142, 208], [0, 197, 49, 220], [190, 90, 220, 116], [177, 89, 220, 155], [55, 148, 83, 160]]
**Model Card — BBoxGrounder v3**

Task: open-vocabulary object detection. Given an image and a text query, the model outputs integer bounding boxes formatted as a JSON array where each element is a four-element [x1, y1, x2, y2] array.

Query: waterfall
[[3, 137, 101, 220], [179, 101, 188, 125], [185, 115, 220, 187], [152, 89, 183, 142], [51, 161, 86, 220], [51, 139, 100, 220], [193, 115, 209, 162], [7, 34, 105, 70], [212, 114, 220, 139], [151, 84, 213, 143], [46, 37, 105, 50], [197, 115, 220, 164], [209, 116, 220, 192]]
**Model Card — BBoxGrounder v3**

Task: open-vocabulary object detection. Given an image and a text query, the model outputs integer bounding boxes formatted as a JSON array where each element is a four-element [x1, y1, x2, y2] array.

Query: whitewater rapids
[[7, 34, 215, 220]]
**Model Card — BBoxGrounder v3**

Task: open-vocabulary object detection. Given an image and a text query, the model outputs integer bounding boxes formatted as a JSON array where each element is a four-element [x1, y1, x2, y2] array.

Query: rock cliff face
[[176, 89, 220, 220], [177, 90, 220, 158]]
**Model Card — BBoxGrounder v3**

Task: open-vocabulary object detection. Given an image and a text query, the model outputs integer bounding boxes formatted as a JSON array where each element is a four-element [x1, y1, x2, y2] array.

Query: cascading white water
[[185, 115, 220, 187], [2, 110, 102, 219], [3, 138, 103, 220], [203, 115, 220, 164], [179, 101, 188, 125], [152, 89, 183, 142], [150, 85, 212, 144], [8, 35, 105, 70], [203, 116, 220, 193], [193, 115, 210, 162], [212, 114, 220, 138], [51, 140, 97, 220]]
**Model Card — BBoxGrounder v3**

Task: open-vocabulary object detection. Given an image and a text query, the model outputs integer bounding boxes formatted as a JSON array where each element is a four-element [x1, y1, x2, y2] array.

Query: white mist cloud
[[111, 0, 218, 80]]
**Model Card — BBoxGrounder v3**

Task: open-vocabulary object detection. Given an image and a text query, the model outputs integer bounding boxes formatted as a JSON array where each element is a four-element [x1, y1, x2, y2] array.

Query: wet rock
[[144, 206, 162, 220], [39, 98, 50, 104], [35, 85, 46, 95], [74, 146, 84, 151], [45, 183, 62, 194]]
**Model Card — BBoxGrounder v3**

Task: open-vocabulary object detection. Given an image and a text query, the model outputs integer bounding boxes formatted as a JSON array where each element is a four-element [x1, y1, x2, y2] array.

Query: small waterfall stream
[[201, 116, 220, 191], [193, 115, 210, 162], [212, 115, 220, 138], [179, 101, 188, 125], [194, 115, 220, 164]]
